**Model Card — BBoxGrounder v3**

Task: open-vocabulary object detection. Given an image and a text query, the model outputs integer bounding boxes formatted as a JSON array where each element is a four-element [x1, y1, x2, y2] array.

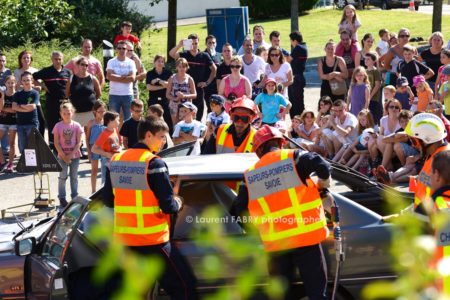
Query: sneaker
[[0, 161, 7, 172], [4, 162, 14, 173], [376, 165, 391, 185]]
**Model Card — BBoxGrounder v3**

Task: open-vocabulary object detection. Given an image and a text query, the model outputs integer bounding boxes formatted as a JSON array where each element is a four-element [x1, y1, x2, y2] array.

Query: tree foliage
[[0, 0, 73, 48]]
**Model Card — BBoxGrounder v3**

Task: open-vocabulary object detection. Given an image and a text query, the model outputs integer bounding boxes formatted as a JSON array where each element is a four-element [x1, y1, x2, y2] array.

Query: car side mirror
[[15, 237, 36, 256]]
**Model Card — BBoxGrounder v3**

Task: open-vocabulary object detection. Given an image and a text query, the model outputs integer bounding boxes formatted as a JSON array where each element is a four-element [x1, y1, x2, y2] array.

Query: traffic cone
[[409, 0, 415, 11]]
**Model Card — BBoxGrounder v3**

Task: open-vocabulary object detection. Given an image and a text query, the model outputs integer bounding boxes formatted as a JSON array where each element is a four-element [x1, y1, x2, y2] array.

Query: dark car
[[0, 150, 414, 299], [370, 0, 421, 10]]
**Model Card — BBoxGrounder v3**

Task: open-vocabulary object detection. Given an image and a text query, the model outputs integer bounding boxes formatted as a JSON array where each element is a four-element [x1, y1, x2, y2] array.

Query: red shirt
[[113, 34, 140, 45], [95, 128, 122, 154]]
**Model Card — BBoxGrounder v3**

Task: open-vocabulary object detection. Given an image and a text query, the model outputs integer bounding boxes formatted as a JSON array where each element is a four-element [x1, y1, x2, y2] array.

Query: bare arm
[[283, 69, 293, 88], [354, 52, 362, 68], [93, 76, 101, 99], [91, 144, 113, 158], [169, 40, 184, 60], [244, 77, 252, 98], [364, 86, 370, 109]]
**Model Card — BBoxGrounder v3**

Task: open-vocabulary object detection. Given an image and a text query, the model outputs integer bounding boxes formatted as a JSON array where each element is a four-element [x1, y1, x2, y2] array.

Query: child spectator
[[394, 77, 414, 110], [52, 102, 83, 208], [293, 110, 320, 148], [435, 49, 450, 96], [335, 5, 360, 58], [0, 75, 17, 172], [317, 96, 333, 120], [12, 72, 39, 154], [383, 85, 397, 106], [255, 78, 291, 126], [205, 95, 230, 141], [310, 114, 333, 157], [288, 115, 302, 139], [166, 58, 197, 127], [92, 111, 122, 182], [147, 104, 164, 119], [413, 75, 434, 112], [85, 100, 106, 193], [398, 44, 434, 95], [113, 21, 141, 49], [255, 45, 268, 62], [439, 65, 450, 119], [172, 102, 205, 155], [365, 52, 383, 124], [376, 29, 390, 57], [120, 99, 144, 149], [347, 66, 370, 116], [340, 128, 375, 171]]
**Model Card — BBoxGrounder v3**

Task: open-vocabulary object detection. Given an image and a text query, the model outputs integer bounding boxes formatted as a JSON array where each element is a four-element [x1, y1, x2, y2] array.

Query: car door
[[24, 201, 86, 299]]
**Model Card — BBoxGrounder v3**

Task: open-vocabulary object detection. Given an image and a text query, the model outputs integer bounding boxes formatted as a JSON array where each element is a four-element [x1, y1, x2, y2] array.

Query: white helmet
[[405, 113, 447, 144], [360, 128, 375, 147]]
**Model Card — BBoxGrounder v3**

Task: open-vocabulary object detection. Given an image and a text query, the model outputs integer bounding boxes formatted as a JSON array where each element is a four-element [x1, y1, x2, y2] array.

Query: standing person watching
[[146, 55, 173, 132], [381, 28, 411, 86], [318, 40, 348, 102], [231, 125, 331, 300], [33, 51, 71, 150], [0, 53, 13, 158], [216, 43, 236, 88], [419, 32, 445, 90], [102, 116, 198, 299], [240, 36, 267, 86], [261, 47, 293, 100], [113, 21, 141, 49], [169, 33, 217, 121], [204, 35, 221, 110], [106, 40, 136, 122], [237, 25, 271, 55], [269, 31, 290, 58], [65, 39, 105, 87], [288, 31, 308, 118]]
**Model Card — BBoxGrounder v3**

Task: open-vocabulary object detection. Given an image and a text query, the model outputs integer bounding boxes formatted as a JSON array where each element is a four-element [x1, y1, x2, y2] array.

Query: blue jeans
[[57, 157, 80, 207], [1, 133, 9, 154], [100, 156, 109, 185], [109, 94, 133, 121], [17, 124, 37, 153]]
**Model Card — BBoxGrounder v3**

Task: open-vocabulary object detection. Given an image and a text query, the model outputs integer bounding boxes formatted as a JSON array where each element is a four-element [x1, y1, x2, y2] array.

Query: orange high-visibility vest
[[244, 149, 328, 252], [110, 149, 170, 246], [414, 145, 450, 209], [432, 191, 450, 296], [216, 123, 255, 154]]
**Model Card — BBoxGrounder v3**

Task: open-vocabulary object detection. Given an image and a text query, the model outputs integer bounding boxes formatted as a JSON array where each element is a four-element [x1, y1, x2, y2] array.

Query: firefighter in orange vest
[[231, 125, 331, 300], [429, 150, 450, 296], [202, 96, 258, 154], [405, 113, 450, 214], [103, 116, 198, 299]]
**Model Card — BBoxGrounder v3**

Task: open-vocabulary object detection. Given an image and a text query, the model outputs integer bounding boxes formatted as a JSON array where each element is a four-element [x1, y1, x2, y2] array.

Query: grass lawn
[[140, 7, 450, 66]]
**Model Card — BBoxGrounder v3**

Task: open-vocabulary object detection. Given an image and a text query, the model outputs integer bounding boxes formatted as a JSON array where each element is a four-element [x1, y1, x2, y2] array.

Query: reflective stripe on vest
[[434, 193, 450, 295], [111, 149, 170, 246], [415, 145, 450, 209], [216, 124, 255, 153], [244, 149, 328, 252]]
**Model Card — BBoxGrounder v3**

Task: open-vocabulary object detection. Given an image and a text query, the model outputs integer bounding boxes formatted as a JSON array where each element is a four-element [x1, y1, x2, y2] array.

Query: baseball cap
[[179, 101, 197, 112], [265, 78, 277, 86], [442, 64, 450, 75], [396, 76, 409, 87], [412, 75, 425, 87], [210, 94, 225, 106]]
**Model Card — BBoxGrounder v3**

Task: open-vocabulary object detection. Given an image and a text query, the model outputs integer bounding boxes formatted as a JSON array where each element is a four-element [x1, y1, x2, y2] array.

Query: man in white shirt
[[106, 40, 136, 121], [324, 100, 358, 156], [240, 37, 266, 85], [237, 25, 271, 55]]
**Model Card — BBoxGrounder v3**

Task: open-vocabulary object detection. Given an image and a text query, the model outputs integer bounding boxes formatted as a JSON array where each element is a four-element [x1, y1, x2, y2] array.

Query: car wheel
[[381, 1, 389, 9]]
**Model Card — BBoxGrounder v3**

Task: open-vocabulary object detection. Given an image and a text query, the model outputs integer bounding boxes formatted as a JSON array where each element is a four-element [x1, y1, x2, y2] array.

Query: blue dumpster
[[206, 7, 249, 53]]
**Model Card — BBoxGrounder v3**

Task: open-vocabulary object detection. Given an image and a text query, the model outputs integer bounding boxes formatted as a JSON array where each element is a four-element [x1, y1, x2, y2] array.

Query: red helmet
[[230, 96, 257, 115], [252, 125, 284, 152]]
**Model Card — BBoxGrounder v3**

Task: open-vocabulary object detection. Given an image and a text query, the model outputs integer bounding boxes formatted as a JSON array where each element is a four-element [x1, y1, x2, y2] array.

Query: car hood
[[0, 219, 53, 253]]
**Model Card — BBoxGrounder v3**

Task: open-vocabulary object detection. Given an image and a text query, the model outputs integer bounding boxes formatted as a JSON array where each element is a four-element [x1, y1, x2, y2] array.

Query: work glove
[[317, 177, 331, 190], [173, 195, 184, 212]]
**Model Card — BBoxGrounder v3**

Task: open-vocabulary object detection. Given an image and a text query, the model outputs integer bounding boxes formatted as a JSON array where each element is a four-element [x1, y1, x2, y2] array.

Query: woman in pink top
[[218, 56, 252, 113]]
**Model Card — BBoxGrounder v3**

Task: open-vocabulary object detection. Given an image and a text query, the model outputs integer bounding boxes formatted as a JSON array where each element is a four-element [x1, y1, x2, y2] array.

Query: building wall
[[129, 0, 241, 22]]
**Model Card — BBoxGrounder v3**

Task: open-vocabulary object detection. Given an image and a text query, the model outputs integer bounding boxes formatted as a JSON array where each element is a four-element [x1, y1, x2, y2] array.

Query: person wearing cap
[[231, 125, 331, 300], [439, 64, 450, 119], [413, 74, 434, 112], [204, 94, 230, 142], [255, 78, 291, 126], [103, 116, 198, 299], [404, 113, 450, 214], [202, 96, 258, 154], [394, 76, 414, 110], [172, 101, 205, 155]]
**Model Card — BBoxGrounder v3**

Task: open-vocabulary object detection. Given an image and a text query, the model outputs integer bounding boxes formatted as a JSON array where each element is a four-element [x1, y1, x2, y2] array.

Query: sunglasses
[[80, 63, 89, 67], [388, 106, 401, 110], [270, 53, 280, 57], [117, 47, 127, 50], [232, 114, 251, 123], [398, 34, 410, 38], [230, 65, 241, 69]]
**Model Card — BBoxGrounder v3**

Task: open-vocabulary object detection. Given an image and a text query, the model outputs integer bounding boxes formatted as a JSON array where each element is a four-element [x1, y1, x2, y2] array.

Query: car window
[[157, 141, 196, 158], [173, 181, 244, 239], [41, 203, 83, 266]]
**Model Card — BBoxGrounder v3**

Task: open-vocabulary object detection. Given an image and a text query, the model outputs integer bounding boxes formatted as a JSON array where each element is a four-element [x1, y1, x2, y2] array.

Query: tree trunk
[[432, 0, 443, 32], [291, 0, 299, 33], [167, 0, 177, 63]]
